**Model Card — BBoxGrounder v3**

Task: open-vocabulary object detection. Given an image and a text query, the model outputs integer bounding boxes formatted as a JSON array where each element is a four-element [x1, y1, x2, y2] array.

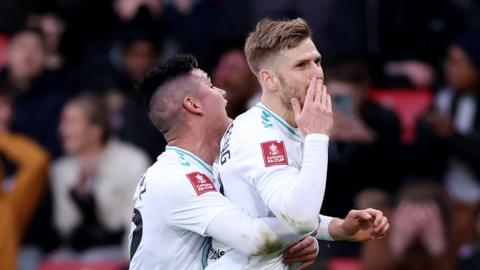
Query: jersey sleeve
[[153, 169, 237, 236], [223, 127, 329, 234], [149, 167, 307, 256], [205, 208, 304, 256]]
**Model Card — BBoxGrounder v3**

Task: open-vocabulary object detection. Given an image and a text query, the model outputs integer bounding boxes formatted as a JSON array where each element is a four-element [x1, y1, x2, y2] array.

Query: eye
[[210, 84, 215, 88], [314, 58, 321, 66], [296, 62, 307, 68]]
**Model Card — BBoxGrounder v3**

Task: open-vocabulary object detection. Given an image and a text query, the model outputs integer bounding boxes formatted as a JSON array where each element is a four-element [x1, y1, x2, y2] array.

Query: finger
[[293, 259, 315, 270], [291, 98, 302, 118], [326, 92, 332, 111], [365, 209, 383, 226], [283, 250, 317, 262], [284, 237, 314, 256], [320, 84, 327, 106], [374, 222, 390, 239], [354, 209, 373, 221], [283, 244, 316, 260], [305, 78, 316, 104], [314, 78, 322, 104], [374, 216, 389, 234], [284, 255, 316, 266]]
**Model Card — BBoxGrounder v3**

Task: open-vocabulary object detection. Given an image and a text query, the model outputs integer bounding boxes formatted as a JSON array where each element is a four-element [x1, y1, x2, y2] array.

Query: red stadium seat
[[369, 89, 433, 144], [38, 260, 127, 270], [327, 257, 362, 270]]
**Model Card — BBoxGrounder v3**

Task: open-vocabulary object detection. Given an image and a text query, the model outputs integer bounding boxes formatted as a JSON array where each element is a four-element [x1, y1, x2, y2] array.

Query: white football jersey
[[128, 146, 236, 270], [209, 103, 328, 269]]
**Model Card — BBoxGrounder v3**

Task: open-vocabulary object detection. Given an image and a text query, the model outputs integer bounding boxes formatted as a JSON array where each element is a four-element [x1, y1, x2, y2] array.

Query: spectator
[[107, 34, 164, 161], [361, 182, 457, 270], [410, 30, 480, 267], [412, 29, 480, 201], [49, 93, 149, 260], [0, 80, 50, 270], [212, 50, 259, 118], [26, 8, 66, 71], [0, 27, 69, 157], [321, 57, 403, 219]]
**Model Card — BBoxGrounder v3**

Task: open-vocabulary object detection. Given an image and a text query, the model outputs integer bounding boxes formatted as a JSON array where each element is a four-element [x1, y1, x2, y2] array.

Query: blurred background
[[0, 0, 480, 269]]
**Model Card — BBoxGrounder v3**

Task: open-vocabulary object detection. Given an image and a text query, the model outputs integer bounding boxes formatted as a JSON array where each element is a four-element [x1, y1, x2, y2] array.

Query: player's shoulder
[[144, 153, 216, 197], [231, 105, 286, 144]]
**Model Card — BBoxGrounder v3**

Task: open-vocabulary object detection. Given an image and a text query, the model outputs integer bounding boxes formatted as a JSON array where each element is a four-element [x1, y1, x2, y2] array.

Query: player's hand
[[291, 77, 333, 136], [332, 208, 389, 242], [282, 236, 318, 270]]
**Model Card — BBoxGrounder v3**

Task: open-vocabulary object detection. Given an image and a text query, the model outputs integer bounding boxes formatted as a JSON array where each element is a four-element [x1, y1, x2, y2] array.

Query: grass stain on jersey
[[252, 232, 284, 256], [280, 213, 312, 235]]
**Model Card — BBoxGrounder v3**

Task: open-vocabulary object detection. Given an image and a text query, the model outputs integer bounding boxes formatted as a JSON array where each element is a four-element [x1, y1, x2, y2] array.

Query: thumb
[[291, 98, 301, 118]]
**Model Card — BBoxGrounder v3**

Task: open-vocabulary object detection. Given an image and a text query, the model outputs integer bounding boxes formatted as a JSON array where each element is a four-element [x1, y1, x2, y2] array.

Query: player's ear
[[259, 69, 279, 93], [183, 96, 203, 115]]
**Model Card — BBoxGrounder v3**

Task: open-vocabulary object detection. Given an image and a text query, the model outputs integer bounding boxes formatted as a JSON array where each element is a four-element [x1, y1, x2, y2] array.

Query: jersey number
[[129, 208, 143, 261]]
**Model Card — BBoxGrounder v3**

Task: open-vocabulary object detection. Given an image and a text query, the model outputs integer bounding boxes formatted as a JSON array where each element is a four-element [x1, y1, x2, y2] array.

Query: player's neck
[[260, 95, 297, 128], [166, 123, 223, 166]]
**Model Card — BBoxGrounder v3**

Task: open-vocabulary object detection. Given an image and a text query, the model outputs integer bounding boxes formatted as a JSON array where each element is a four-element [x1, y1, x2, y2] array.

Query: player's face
[[191, 69, 231, 131], [274, 38, 323, 109], [59, 103, 100, 154]]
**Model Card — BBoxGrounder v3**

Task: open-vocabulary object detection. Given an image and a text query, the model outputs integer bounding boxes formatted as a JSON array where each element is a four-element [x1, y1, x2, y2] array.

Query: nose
[[218, 88, 227, 99], [310, 64, 324, 80]]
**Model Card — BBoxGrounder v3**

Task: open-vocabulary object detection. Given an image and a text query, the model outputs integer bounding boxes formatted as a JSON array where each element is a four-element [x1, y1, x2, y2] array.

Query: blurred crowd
[[0, 0, 480, 270]]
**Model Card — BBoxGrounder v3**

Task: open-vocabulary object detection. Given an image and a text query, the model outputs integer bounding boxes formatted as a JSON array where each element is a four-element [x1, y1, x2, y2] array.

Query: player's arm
[[205, 206, 306, 256], [158, 171, 305, 256], [238, 78, 332, 234]]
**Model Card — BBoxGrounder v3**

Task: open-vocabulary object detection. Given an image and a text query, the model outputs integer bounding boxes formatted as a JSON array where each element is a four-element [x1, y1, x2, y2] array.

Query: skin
[[59, 102, 104, 196], [6, 32, 46, 90], [445, 45, 479, 93], [259, 38, 324, 128]]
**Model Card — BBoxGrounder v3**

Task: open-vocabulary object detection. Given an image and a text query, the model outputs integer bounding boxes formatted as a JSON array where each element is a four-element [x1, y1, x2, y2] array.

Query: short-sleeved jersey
[[210, 103, 326, 269], [129, 146, 237, 270]]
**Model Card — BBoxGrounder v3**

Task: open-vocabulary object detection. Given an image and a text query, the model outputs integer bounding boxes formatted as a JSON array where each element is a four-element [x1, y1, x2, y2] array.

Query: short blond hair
[[244, 18, 312, 74]]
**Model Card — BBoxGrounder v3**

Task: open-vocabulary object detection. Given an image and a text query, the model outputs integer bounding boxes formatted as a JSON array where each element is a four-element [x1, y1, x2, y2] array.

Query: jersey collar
[[254, 103, 303, 141], [165, 146, 214, 177]]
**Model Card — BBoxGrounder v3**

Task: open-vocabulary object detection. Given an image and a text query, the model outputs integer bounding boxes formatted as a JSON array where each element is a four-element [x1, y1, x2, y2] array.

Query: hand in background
[[331, 112, 375, 143], [389, 202, 422, 259], [418, 202, 447, 256]]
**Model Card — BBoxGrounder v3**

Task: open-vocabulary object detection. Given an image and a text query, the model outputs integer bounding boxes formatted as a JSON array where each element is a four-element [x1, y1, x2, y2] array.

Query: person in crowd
[[212, 49, 260, 118], [411, 29, 480, 269], [25, 8, 66, 71], [0, 27, 69, 157], [322, 56, 403, 220], [361, 182, 458, 270], [107, 34, 164, 161], [49, 93, 149, 260], [0, 80, 49, 270]]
